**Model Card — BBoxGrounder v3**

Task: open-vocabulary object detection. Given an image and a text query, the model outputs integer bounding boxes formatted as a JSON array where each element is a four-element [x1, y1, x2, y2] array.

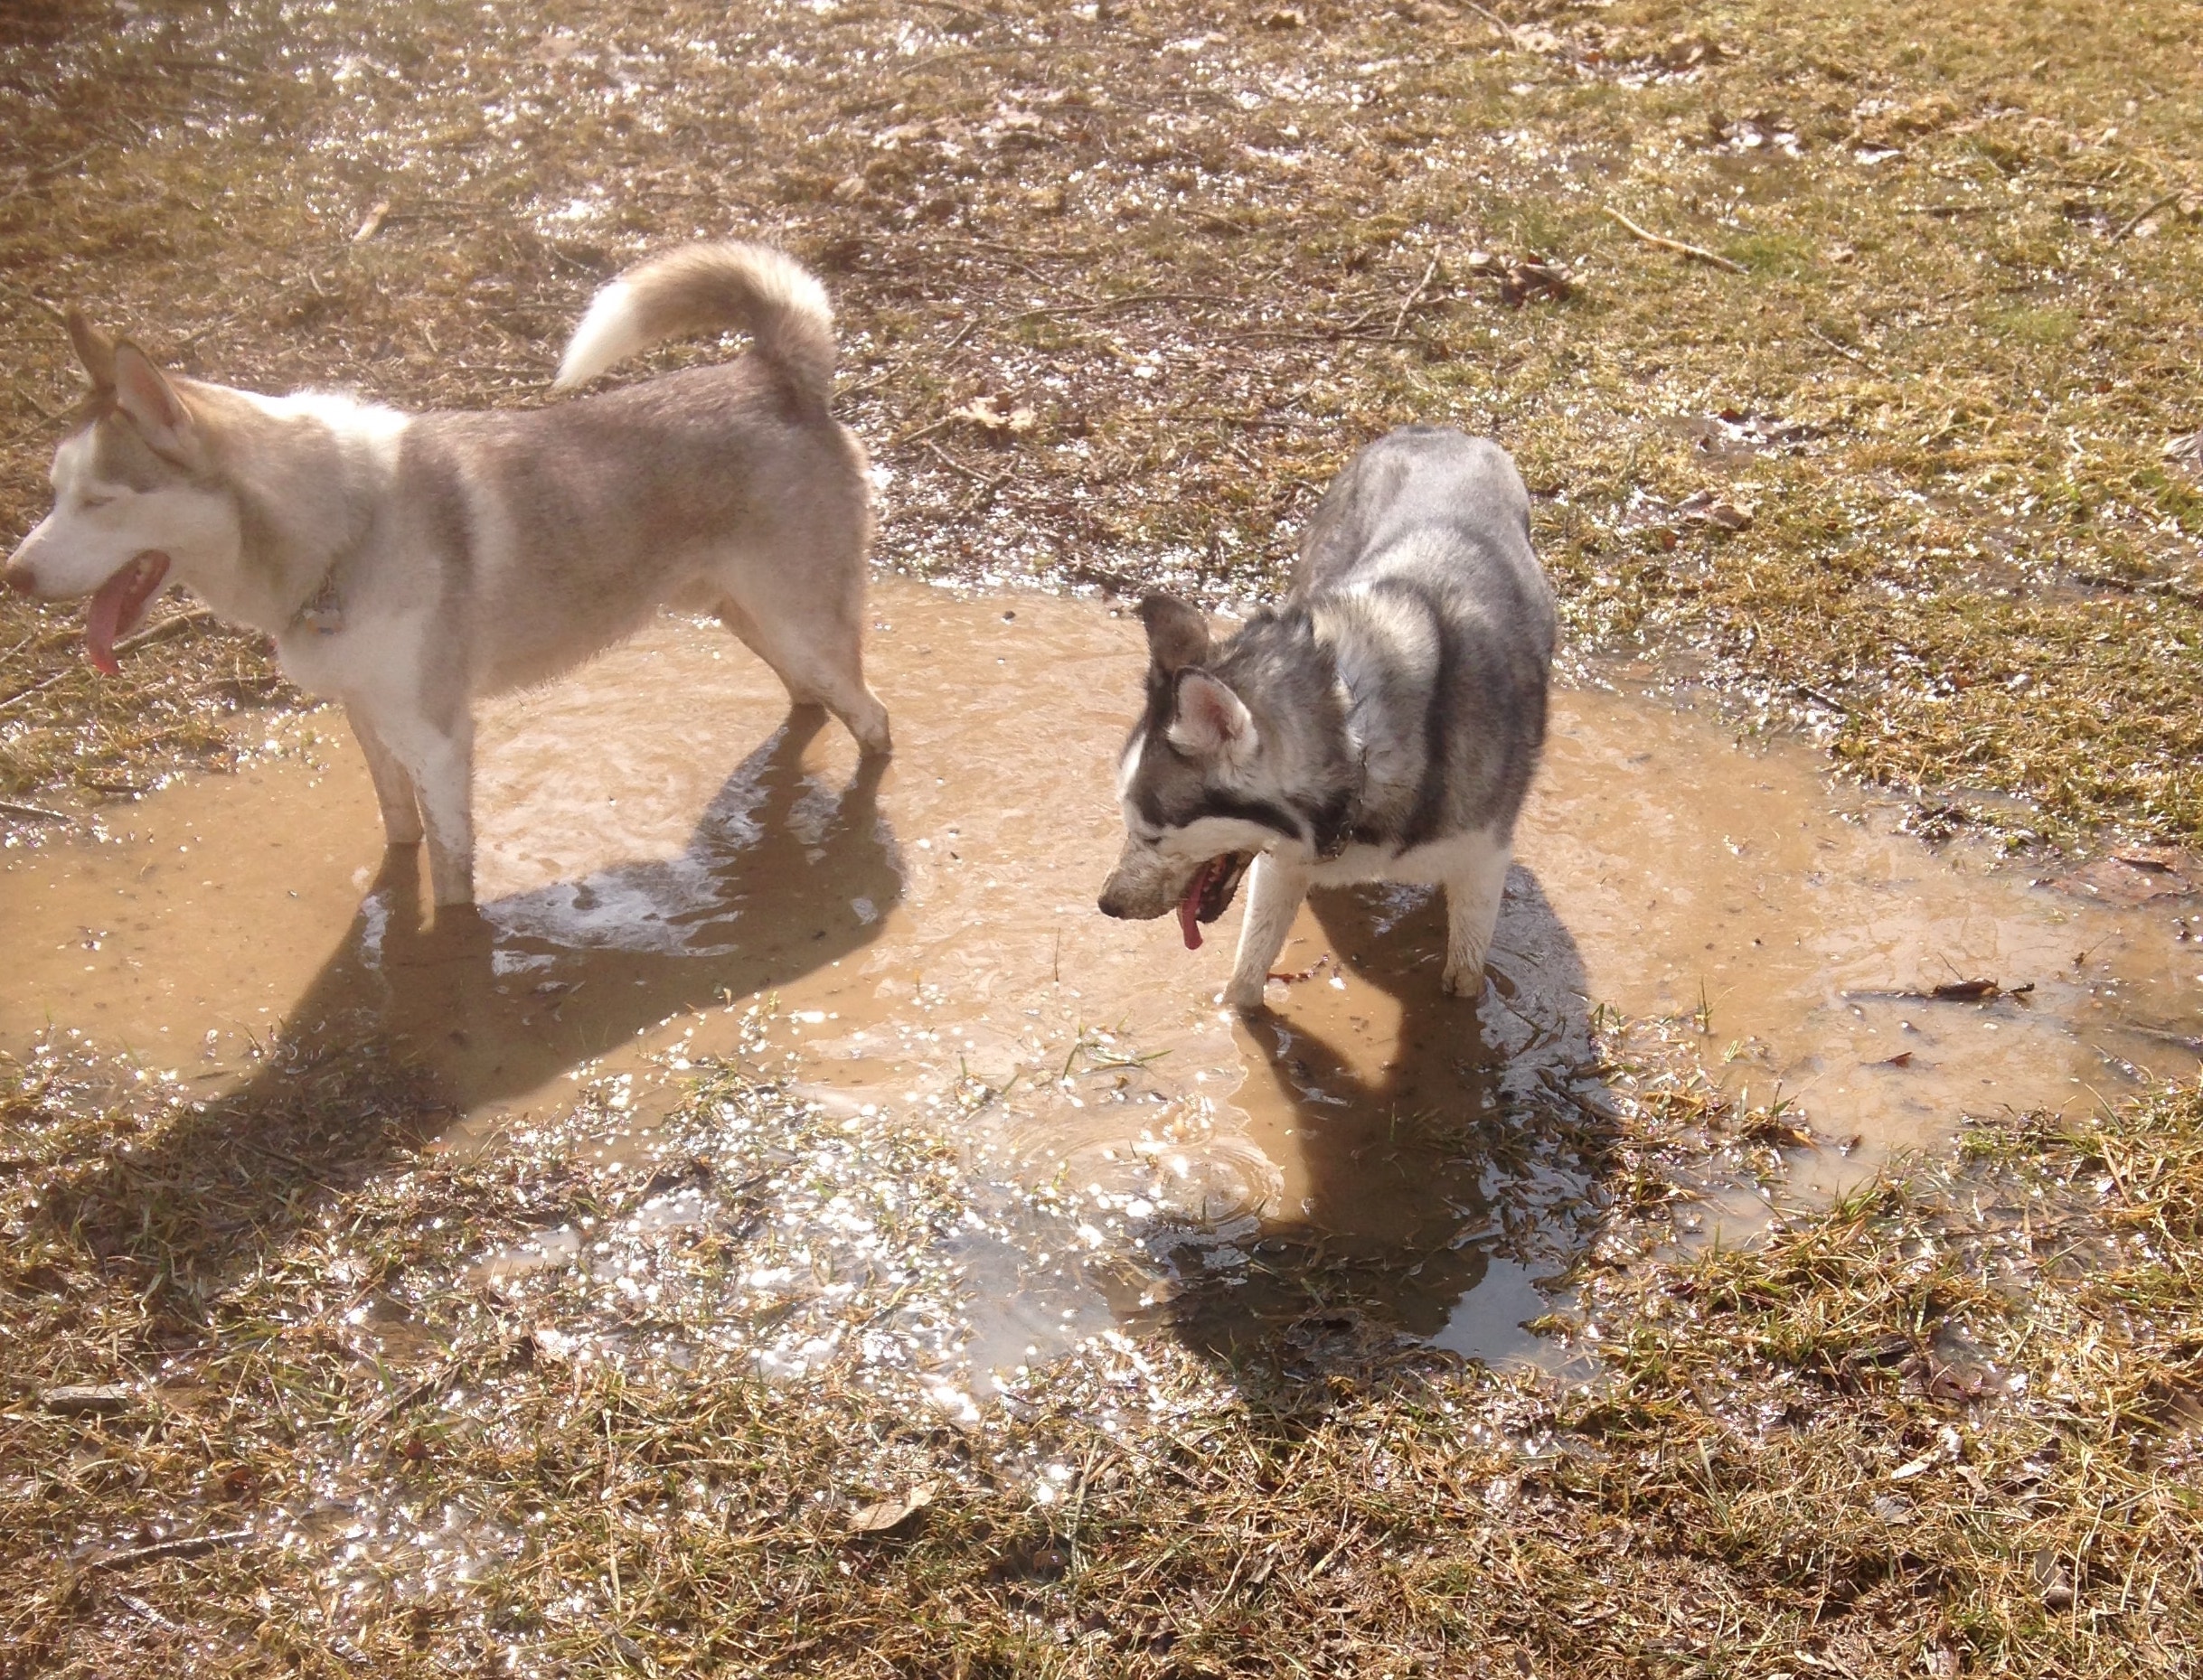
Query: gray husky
[[1097, 426, 1555, 1009], [4, 241, 889, 907]]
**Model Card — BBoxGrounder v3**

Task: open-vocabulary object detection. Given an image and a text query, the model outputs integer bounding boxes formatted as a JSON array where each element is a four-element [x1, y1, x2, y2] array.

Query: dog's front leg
[[1225, 850, 1308, 1012], [1441, 834, 1511, 998], [345, 702, 425, 847], [414, 724, 475, 907], [364, 707, 476, 907]]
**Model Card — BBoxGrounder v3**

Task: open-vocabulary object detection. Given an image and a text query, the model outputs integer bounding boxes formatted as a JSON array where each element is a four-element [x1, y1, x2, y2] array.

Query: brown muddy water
[[4, 582, 2197, 1383]]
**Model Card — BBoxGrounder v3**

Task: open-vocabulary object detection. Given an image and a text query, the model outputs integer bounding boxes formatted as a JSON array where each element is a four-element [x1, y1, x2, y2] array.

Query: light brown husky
[[4, 241, 890, 906]]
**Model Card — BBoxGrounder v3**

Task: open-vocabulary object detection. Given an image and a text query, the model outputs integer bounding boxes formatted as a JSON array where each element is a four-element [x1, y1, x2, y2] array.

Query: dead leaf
[[2113, 850, 2179, 873], [1497, 256, 1572, 305], [847, 1481, 937, 1533], [1927, 978, 1999, 1001], [951, 396, 1036, 436], [42, 1383, 136, 1416], [2046, 852, 2196, 906], [1674, 488, 1756, 530], [352, 200, 391, 243], [2031, 1550, 2076, 1609]]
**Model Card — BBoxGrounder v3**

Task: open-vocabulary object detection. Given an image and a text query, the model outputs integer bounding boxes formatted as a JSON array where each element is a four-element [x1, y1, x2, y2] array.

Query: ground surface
[[2, 2, 2201, 1675]]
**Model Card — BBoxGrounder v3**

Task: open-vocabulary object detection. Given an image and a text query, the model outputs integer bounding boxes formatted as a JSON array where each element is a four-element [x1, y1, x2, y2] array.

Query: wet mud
[[3, 582, 2195, 1379]]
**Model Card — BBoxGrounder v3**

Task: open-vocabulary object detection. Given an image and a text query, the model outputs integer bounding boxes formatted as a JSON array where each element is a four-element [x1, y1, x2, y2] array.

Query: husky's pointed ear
[[110, 341, 195, 461], [65, 308, 116, 392], [1138, 592, 1210, 674], [1168, 670, 1257, 763]]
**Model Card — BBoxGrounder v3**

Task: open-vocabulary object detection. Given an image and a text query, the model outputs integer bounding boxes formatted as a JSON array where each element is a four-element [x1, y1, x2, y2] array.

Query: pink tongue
[[85, 554, 170, 675], [1178, 871, 1206, 951]]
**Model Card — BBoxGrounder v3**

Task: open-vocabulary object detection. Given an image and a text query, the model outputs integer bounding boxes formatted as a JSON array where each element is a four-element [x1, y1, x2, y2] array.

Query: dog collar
[[292, 568, 344, 636]]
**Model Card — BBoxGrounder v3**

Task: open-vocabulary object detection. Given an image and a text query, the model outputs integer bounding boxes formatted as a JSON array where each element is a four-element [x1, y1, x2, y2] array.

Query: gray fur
[[1097, 426, 1556, 1008]]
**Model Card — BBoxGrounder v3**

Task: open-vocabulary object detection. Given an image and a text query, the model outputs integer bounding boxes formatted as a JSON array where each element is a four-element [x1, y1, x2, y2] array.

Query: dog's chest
[[1307, 826, 1499, 888]]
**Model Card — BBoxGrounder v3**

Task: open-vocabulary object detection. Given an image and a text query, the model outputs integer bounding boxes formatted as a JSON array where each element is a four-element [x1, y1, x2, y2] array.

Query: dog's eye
[[80, 493, 115, 511]]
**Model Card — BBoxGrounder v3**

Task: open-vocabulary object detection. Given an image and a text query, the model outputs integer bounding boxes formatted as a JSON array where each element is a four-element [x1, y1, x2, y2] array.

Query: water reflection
[[1153, 868, 1612, 1364]]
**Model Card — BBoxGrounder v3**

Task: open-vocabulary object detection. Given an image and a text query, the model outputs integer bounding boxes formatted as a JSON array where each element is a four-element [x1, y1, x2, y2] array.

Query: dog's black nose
[[2, 567, 33, 596], [1096, 890, 1126, 919]]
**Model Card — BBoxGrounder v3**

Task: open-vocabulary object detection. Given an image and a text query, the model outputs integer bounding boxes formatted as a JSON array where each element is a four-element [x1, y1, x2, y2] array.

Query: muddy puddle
[[4, 581, 2197, 1381]]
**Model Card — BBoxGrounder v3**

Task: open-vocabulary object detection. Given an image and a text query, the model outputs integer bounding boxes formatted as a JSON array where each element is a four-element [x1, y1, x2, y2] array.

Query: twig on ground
[[1460, 1, 1520, 45], [1605, 208, 1747, 274], [1389, 256, 1441, 339], [0, 664, 76, 711], [89, 1529, 252, 1572], [1841, 979, 2036, 1004], [2112, 186, 2191, 242], [1011, 290, 1236, 324], [893, 415, 956, 446], [0, 798, 74, 823], [116, 605, 214, 655], [0, 607, 214, 709], [1808, 323, 1881, 371], [842, 318, 979, 399], [924, 440, 1007, 488], [1793, 681, 1855, 715]]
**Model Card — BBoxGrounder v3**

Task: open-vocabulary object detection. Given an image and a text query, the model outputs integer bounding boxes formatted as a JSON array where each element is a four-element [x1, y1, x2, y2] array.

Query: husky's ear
[[1168, 670, 1256, 763], [65, 309, 116, 392], [110, 342, 195, 461], [1138, 592, 1210, 674]]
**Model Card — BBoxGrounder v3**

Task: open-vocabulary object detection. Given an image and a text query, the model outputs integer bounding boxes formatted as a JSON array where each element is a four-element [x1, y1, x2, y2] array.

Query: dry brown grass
[[3, 0, 2200, 840], [5, 2, 2203, 1674], [4, 1009, 2199, 1676]]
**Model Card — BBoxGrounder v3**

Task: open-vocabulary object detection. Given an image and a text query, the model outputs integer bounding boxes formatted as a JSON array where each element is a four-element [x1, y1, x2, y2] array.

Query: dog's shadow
[[52, 708, 899, 1316], [300, 708, 900, 1122], [1159, 868, 1616, 1366]]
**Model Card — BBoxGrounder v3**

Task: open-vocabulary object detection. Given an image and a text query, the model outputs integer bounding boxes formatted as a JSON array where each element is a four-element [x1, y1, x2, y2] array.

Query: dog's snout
[[1096, 880, 1130, 919], [3, 563, 33, 596]]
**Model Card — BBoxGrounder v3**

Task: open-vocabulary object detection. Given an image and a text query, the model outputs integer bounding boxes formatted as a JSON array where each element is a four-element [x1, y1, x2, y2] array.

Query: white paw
[[1441, 961, 1485, 999], [1222, 979, 1267, 1013]]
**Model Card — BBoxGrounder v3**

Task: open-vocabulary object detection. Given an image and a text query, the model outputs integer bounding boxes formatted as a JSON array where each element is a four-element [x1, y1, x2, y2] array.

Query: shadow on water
[[42, 709, 900, 1318], [1146, 867, 1617, 1371]]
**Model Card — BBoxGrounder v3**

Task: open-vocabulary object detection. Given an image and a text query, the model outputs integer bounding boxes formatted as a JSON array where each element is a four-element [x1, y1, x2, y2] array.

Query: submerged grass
[[4, 1, 2203, 1674]]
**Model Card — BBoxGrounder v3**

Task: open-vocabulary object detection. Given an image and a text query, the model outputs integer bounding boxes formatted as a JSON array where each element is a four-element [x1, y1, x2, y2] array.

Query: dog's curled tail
[[551, 241, 835, 402]]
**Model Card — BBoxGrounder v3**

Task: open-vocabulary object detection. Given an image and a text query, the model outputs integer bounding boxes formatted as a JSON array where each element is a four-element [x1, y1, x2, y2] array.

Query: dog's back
[[381, 243, 874, 699], [1296, 426, 1556, 849]]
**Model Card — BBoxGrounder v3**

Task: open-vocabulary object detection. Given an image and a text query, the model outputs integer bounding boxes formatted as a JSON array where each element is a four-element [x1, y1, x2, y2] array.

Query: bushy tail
[[551, 241, 835, 402]]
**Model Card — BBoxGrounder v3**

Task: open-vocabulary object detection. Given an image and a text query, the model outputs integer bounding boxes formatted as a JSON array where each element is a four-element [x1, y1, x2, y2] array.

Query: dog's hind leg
[[1225, 850, 1309, 1012], [1440, 831, 1511, 998], [716, 593, 890, 757], [346, 702, 425, 847], [719, 596, 824, 708]]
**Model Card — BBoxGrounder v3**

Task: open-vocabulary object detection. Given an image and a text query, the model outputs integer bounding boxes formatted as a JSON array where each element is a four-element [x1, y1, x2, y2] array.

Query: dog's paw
[[1440, 962, 1486, 999], [1221, 980, 1269, 1014]]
